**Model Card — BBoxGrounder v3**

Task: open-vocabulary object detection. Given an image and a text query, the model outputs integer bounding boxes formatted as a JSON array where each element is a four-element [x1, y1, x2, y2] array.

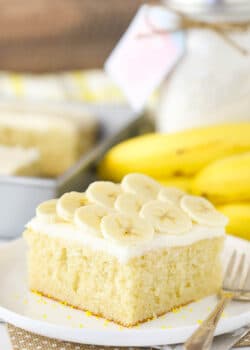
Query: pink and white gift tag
[[105, 5, 185, 112]]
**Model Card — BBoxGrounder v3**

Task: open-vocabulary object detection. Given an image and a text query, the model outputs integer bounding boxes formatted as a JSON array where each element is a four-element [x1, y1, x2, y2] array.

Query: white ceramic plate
[[0, 236, 249, 346]]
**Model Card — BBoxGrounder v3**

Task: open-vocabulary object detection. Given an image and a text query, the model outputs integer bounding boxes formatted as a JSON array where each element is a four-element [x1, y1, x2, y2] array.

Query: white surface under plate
[[0, 236, 249, 346]]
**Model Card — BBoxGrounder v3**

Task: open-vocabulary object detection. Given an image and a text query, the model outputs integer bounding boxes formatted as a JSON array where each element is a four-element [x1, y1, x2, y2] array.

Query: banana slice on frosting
[[74, 204, 108, 237], [180, 195, 228, 227], [140, 199, 192, 235], [36, 199, 58, 223], [86, 181, 121, 209], [115, 193, 145, 217], [101, 213, 154, 244], [57, 192, 88, 222], [121, 173, 160, 201], [158, 187, 185, 205]]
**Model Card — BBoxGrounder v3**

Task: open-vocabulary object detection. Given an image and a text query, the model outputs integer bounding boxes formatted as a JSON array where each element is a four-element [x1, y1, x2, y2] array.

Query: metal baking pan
[[0, 102, 154, 239]]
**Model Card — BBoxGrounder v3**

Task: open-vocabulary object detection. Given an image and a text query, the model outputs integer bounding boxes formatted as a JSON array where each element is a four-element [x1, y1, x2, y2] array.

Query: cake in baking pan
[[0, 145, 40, 176], [24, 174, 227, 326], [0, 108, 97, 177]]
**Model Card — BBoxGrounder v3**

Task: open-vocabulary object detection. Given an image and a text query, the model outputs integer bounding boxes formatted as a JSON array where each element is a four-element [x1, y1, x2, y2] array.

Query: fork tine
[[243, 264, 250, 290], [223, 250, 237, 288], [231, 253, 246, 290], [225, 251, 237, 276]]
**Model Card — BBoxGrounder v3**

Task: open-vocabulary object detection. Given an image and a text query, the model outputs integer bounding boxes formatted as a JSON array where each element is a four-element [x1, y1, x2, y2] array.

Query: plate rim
[[0, 236, 250, 346], [1, 303, 250, 346]]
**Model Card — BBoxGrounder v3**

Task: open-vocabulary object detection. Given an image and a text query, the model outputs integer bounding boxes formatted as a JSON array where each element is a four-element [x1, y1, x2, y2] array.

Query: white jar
[[157, 0, 250, 133]]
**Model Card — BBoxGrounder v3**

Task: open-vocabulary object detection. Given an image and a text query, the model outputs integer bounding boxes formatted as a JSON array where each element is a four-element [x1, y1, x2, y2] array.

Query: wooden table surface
[[0, 0, 144, 73]]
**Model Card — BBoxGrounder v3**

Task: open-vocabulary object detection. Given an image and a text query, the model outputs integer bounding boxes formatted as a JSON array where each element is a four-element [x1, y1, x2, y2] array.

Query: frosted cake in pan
[[0, 109, 97, 177], [24, 174, 227, 326]]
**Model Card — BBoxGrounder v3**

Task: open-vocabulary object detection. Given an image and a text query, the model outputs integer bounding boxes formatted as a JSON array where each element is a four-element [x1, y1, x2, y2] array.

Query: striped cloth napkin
[[0, 70, 125, 103]]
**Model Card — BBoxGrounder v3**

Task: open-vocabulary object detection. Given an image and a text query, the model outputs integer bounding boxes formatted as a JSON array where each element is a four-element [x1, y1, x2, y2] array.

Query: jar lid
[[164, 0, 250, 21]]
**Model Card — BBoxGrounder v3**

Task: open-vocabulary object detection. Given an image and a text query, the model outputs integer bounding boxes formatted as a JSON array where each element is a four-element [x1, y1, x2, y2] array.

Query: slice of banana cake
[[24, 173, 227, 326]]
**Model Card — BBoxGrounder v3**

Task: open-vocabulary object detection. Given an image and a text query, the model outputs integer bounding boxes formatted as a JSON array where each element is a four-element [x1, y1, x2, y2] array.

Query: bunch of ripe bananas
[[99, 122, 250, 241]]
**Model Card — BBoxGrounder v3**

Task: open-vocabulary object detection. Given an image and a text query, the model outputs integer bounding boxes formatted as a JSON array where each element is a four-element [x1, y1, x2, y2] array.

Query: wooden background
[[0, 0, 144, 72]]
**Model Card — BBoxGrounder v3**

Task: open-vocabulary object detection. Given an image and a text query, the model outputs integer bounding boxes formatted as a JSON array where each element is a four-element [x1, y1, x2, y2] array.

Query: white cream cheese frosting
[[26, 218, 225, 264], [0, 145, 39, 175], [26, 174, 227, 263]]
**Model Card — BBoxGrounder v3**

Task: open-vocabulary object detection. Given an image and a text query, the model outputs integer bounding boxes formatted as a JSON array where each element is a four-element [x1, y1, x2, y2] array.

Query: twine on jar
[[139, 2, 250, 55]]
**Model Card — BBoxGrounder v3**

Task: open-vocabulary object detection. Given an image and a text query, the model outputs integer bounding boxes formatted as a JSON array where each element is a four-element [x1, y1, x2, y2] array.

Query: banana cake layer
[[24, 173, 227, 326]]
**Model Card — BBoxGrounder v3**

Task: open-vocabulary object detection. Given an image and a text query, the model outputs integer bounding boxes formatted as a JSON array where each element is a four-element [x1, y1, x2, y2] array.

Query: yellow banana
[[158, 176, 193, 192], [99, 122, 250, 182], [192, 151, 250, 204], [217, 203, 250, 241]]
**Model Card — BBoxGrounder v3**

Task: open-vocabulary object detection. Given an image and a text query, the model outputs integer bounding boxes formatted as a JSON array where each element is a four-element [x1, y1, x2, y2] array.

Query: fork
[[184, 250, 250, 350]]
